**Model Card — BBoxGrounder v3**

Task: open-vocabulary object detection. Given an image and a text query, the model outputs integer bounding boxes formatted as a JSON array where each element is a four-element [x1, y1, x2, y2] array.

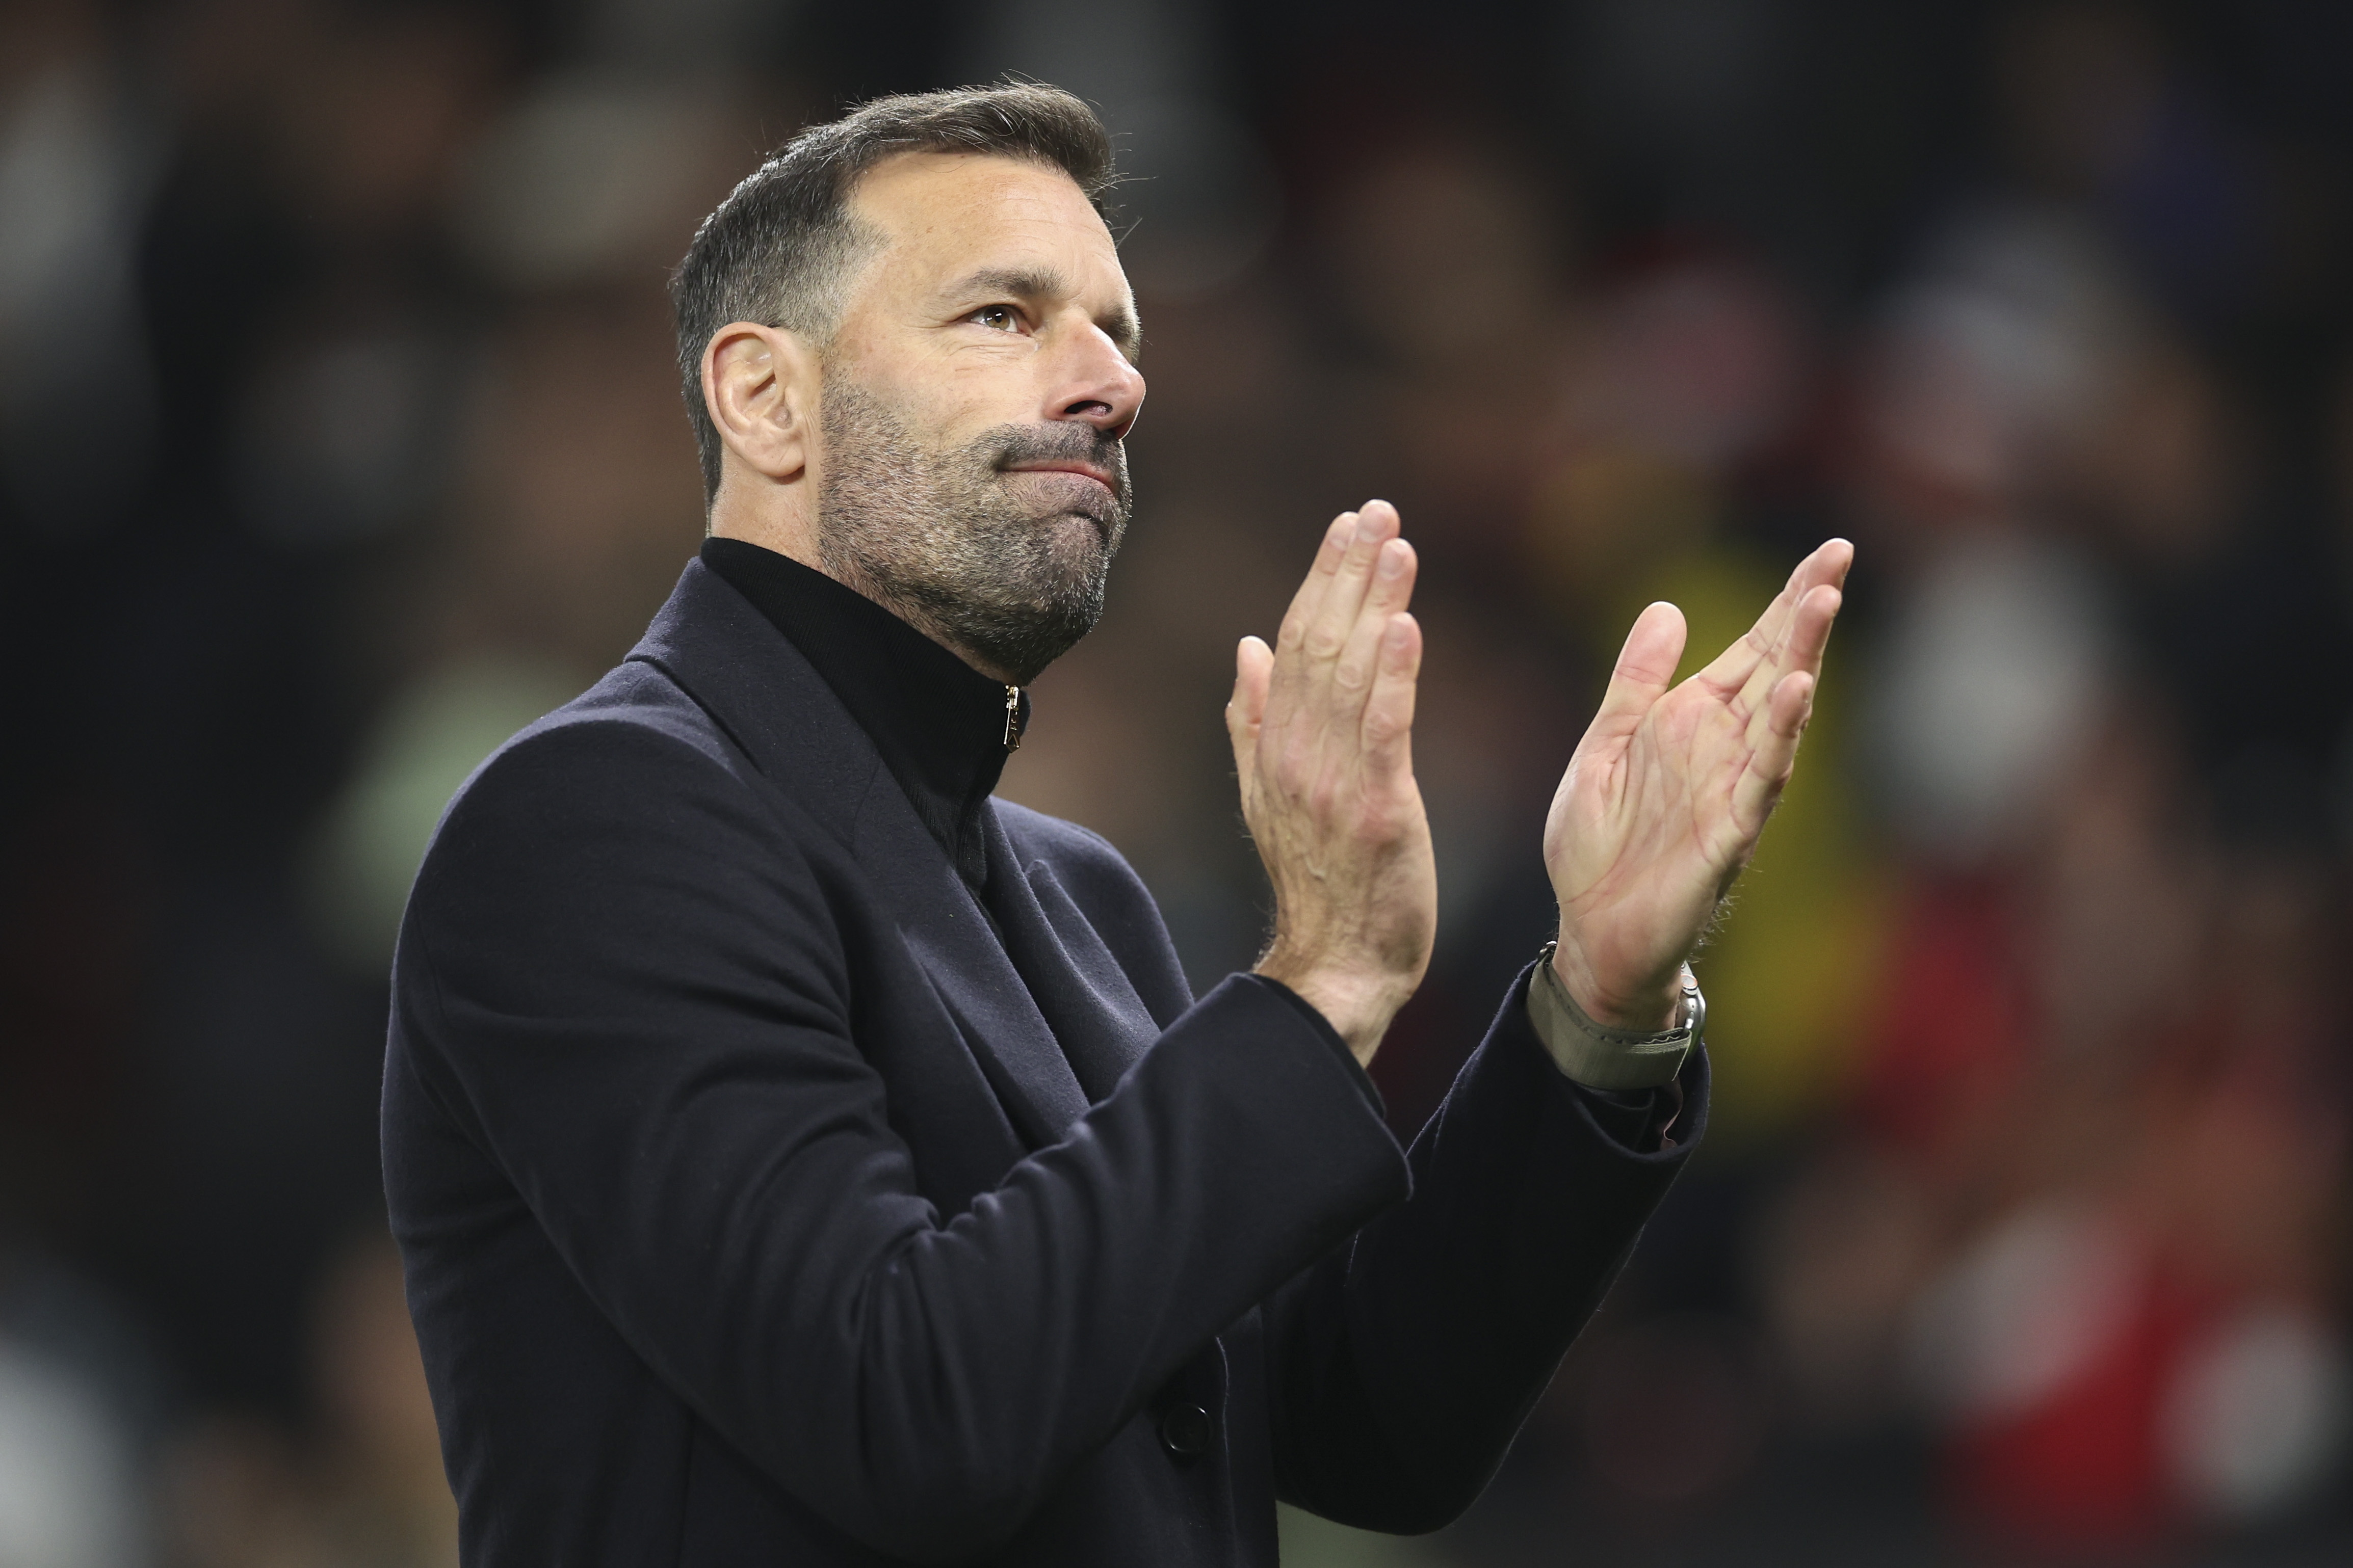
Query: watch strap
[[1525, 942, 1701, 1091]]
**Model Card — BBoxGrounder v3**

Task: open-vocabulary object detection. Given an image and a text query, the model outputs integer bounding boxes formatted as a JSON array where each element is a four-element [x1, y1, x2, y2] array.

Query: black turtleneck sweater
[[701, 537, 1026, 892]]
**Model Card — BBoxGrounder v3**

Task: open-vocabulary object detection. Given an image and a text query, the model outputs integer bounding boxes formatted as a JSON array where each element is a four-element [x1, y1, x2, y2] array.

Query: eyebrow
[[949, 264, 1143, 360]]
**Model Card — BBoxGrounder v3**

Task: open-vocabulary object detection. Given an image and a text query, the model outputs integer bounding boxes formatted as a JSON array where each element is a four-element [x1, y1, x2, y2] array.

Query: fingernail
[[1378, 541, 1406, 577]]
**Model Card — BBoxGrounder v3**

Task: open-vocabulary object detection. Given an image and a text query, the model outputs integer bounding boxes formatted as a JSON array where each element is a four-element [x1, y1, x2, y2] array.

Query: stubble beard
[[814, 378, 1131, 685]]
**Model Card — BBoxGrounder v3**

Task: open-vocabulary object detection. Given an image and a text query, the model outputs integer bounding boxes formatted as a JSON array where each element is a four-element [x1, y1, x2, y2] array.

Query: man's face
[[813, 152, 1146, 684]]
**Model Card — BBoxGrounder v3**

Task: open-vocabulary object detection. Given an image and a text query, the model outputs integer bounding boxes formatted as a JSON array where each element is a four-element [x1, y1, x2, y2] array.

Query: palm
[[1544, 541, 1851, 1025]]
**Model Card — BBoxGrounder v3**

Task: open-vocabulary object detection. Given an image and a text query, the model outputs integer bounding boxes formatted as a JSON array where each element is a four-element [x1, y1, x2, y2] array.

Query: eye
[[967, 304, 1023, 332]]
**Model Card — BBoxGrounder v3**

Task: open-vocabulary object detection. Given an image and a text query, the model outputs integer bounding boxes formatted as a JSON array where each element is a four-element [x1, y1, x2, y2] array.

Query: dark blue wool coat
[[382, 555, 1706, 1566]]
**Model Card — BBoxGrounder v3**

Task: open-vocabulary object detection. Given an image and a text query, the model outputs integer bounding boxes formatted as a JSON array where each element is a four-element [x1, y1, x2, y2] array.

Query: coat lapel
[[626, 561, 1090, 1147], [979, 809, 1157, 1103], [849, 778, 1092, 1145]]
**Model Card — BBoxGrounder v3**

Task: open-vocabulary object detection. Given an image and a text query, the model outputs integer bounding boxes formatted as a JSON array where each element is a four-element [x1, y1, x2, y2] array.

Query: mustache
[[978, 423, 1131, 510]]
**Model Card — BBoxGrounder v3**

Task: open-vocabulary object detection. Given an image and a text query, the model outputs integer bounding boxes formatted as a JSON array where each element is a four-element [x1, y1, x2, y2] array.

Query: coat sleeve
[[1262, 965, 1707, 1533], [395, 714, 1410, 1564]]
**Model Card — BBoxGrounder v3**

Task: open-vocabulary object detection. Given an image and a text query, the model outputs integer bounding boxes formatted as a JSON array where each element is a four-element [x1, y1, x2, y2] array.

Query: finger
[[1582, 600, 1688, 751], [1265, 512, 1357, 739], [1330, 536, 1419, 717], [1692, 538, 1853, 701], [1361, 612, 1422, 779], [1734, 581, 1842, 736], [1227, 634, 1272, 739], [1730, 668, 1815, 829], [1226, 634, 1273, 788], [1788, 581, 1842, 676], [1274, 511, 1359, 666], [1299, 500, 1400, 678]]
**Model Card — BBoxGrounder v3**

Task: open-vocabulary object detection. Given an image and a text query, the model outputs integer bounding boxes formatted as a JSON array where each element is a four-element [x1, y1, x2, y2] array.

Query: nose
[[1048, 322, 1146, 441]]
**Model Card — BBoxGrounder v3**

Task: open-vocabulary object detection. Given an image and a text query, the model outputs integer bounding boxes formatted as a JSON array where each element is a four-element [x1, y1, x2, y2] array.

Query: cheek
[[849, 355, 1003, 448], [905, 324, 1053, 422], [930, 349, 1051, 436]]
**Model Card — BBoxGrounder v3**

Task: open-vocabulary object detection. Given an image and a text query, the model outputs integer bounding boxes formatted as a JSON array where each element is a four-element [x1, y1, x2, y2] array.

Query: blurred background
[[5, 0, 2352, 1562]]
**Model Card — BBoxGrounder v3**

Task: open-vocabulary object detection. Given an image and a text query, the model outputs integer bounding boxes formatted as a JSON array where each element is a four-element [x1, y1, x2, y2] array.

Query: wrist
[[1254, 949, 1410, 1067], [1548, 935, 1684, 1032]]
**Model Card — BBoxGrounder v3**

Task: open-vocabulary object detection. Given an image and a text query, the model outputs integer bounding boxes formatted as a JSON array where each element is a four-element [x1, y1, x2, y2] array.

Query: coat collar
[[625, 559, 1094, 1145], [697, 538, 1027, 891]]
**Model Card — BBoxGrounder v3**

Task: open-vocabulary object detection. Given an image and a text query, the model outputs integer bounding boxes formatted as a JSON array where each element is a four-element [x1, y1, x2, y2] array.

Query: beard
[[813, 378, 1131, 685]]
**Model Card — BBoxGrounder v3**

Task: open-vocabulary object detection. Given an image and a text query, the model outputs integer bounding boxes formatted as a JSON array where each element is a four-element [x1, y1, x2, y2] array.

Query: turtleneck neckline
[[699, 537, 1029, 890]]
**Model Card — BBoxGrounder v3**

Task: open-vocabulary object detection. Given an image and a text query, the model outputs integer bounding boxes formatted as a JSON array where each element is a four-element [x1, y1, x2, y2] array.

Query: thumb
[[1584, 601, 1686, 750], [1227, 635, 1273, 783]]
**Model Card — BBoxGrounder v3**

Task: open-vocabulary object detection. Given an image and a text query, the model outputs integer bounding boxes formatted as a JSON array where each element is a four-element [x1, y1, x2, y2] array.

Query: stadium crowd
[[4, 1, 2351, 1562]]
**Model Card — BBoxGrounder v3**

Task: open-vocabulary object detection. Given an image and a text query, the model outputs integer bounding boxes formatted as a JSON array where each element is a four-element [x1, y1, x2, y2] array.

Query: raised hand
[[1545, 539, 1853, 1029], [1227, 500, 1437, 1066]]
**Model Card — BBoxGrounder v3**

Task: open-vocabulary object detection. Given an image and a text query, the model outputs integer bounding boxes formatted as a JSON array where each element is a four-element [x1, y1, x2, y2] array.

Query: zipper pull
[[1003, 684, 1024, 751]]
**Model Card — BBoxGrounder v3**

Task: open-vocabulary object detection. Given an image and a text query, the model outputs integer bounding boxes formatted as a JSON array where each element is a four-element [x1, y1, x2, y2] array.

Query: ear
[[703, 322, 819, 485]]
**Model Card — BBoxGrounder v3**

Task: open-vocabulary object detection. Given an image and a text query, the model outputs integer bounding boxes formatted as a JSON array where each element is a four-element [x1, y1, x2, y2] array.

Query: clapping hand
[[1228, 501, 1437, 1066], [1229, 503, 1846, 1067], [1545, 540, 1853, 1029]]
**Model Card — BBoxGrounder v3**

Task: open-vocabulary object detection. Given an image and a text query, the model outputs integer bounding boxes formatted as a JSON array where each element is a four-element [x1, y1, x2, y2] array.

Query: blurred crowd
[[5, 0, 2352, 1563]]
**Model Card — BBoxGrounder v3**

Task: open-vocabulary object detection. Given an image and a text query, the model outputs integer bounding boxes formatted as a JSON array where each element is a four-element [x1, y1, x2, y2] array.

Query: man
[[383, 84, 1847, 1565]]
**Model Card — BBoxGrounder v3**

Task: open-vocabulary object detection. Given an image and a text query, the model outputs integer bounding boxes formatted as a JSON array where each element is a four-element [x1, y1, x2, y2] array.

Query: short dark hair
[[670, 83, 1117, 504]]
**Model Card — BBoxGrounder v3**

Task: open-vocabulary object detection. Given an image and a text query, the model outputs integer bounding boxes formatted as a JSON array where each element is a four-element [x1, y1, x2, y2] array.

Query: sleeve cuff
[[1524, 954, 1693, 1091], [1244, 973, 1388, 1122]]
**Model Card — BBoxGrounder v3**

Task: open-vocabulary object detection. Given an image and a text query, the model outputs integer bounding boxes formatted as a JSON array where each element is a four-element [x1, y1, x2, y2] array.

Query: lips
[[1006, 463, 1116, 494]]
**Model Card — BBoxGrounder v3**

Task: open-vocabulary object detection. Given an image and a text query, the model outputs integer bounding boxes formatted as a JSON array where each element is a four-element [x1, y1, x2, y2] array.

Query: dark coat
[[381, 559, 1707, 1566]]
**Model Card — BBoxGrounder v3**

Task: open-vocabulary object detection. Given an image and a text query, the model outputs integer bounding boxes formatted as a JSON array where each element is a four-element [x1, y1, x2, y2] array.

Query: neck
[[827, 561, 1023, 686], [708, 496, 1018, 686], [708, 485, 821, 571]]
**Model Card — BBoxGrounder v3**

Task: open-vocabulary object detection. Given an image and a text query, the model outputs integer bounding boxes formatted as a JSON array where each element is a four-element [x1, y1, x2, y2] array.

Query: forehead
[[844, 151, 1128, 298]]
